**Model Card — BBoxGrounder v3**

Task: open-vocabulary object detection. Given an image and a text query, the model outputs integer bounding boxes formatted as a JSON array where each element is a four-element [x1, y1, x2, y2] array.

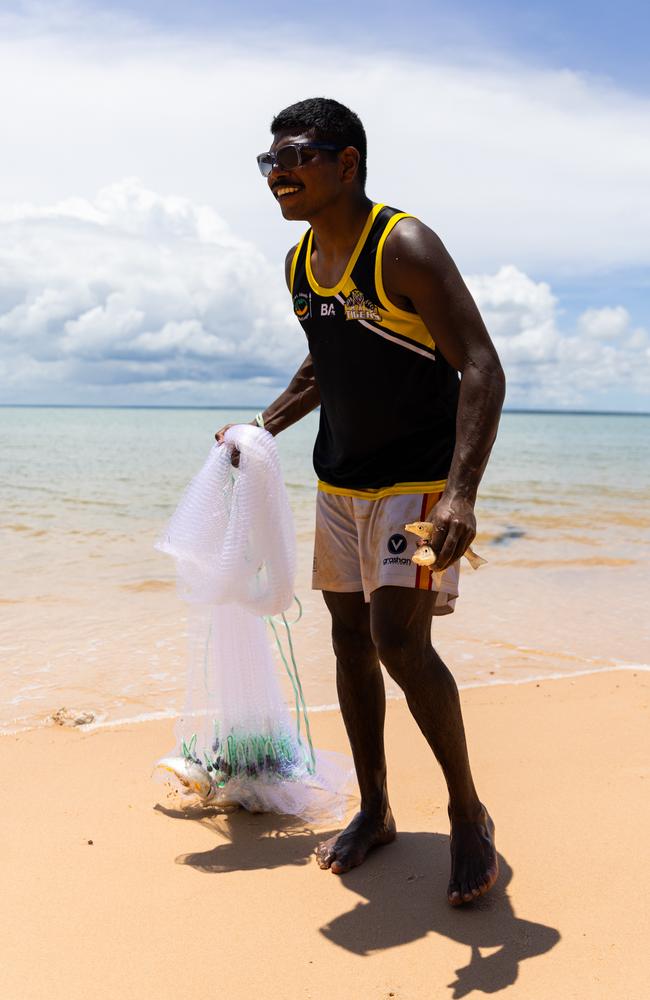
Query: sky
[[0, 0, 648, 411]]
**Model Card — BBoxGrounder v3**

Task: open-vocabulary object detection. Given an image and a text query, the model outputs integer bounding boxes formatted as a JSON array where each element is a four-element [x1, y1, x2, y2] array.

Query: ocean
[[1, 406, 648, 733]]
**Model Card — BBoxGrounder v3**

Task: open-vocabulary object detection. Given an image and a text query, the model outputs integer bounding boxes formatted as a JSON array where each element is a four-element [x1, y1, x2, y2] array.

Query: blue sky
[[0, 1, 648, 410], [94, 0, 650, 91]]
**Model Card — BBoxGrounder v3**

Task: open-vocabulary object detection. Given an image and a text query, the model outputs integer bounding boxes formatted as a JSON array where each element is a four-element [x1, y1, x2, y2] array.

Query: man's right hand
[[212, 355, 319, 464], [214, 422, 236, 444], [214, 422, 250, 467]]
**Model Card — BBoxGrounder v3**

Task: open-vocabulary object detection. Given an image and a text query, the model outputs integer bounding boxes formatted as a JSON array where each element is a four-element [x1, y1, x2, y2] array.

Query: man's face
[[264, 129, 343, 221]]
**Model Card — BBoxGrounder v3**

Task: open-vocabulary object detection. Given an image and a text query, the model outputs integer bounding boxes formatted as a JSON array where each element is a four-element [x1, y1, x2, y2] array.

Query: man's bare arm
[[382, 219, 506, 569], [261, 246, 321, 434], [260, 352, 320, 436]]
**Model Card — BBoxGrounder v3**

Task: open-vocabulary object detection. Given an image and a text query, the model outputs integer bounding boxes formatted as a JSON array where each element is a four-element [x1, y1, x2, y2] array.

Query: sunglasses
[[256, 142, 343, 177]]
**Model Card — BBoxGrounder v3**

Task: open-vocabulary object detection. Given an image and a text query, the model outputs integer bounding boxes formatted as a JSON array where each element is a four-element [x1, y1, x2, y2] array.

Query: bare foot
[[447, 805, 498, 906], [316, 808, 397, 874]]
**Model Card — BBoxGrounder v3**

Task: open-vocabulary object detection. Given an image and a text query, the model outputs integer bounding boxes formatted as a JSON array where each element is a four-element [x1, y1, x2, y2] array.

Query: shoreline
[[2, 668, 648, 1000], [3, 661, 648, 738]]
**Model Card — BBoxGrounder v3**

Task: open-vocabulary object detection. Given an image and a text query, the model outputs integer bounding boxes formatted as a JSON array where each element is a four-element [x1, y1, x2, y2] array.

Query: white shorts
[[312, 490, 460, 613]]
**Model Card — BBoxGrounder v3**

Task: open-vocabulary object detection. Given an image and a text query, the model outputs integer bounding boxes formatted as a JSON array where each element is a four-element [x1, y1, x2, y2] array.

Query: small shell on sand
[[51, 707, 95, 727], [404, 522, 487, 571]]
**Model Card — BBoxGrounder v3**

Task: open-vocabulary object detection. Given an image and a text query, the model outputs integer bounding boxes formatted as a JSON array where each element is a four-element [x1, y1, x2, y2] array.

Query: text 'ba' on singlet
[[289, 203, 459, 498]]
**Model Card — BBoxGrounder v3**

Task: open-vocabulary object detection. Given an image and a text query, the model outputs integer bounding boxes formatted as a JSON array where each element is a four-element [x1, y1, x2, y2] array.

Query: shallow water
[[1, 406, 649, 733]]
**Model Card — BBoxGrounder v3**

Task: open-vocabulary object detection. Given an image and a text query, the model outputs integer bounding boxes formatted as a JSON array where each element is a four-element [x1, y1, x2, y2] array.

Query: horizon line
[[1, 404, 649, 417]]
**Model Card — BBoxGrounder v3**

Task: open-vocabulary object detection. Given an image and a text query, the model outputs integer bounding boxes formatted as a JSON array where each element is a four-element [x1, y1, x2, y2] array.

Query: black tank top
[[290, 203, 459, 498]]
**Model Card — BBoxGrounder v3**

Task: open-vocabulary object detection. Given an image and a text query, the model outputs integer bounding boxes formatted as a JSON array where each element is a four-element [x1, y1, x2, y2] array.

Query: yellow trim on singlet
[[375, 212, 420, 319], [305, 202, 385, 297], [317, 478, 447, 500], [375, 305, 436, 348], [289, 231, 308, 294], [373, 211, 437, 350]]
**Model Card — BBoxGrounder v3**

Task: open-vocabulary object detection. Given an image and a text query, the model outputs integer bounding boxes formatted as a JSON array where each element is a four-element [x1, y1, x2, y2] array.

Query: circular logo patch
[[293, 293, 310, 320], [387, 533, 407, 555]]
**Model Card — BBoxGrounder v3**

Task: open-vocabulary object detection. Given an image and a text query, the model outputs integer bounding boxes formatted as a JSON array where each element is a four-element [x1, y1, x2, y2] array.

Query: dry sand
[[2, 669, 648, 1000]]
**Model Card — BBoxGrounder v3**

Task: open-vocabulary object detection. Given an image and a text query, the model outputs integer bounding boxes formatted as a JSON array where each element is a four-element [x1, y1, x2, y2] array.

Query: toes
[[330, 849, 361, 875], [475, 865, 498, 897], [447, 881, 462, 906], [315, 843, 336, 870]]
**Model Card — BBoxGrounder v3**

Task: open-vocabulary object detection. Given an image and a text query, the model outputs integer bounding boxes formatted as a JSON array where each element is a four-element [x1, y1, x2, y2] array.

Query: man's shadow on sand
[[318, 831, 560, 997], [157, 805, 560, 998]]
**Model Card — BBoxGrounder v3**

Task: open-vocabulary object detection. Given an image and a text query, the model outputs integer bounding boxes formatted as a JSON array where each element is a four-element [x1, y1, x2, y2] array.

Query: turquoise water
[[1, 407, 649, 732]]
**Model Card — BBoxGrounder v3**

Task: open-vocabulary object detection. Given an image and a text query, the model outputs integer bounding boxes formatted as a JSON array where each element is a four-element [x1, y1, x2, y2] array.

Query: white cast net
[[154, 424, 351, 821]]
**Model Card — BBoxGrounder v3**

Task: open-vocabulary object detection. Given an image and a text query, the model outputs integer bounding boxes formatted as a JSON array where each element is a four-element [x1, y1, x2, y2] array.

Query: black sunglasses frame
[[256, 142, 343, 177]]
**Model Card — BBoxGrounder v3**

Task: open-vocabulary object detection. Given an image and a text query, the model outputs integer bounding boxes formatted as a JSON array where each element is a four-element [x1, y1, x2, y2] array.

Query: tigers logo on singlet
[[343, 289, 382, 323]]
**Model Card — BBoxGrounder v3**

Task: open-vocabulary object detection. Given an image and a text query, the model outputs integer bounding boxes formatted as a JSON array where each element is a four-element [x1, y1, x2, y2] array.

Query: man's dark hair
[[271, 97, 367, 187]]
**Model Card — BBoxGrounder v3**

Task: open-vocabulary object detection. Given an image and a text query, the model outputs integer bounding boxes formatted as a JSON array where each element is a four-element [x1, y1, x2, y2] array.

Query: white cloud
[[0, 180, 303, 403], [0, 183, 648, 408], [0, 6, 649, 276], [466, 266, 649, 408], [578, 306, 630, 340], [0, 7, 648, 409]]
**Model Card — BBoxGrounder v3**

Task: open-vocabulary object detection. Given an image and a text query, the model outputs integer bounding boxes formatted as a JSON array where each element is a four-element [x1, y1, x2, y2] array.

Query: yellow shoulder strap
[[289, 231, 309, 294], [374, 212, 420, 318]]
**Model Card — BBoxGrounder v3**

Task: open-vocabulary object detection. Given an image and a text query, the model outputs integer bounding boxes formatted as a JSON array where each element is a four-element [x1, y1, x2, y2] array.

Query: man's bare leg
[[315, 591, 396, 874], [370, 586, 498, 905]]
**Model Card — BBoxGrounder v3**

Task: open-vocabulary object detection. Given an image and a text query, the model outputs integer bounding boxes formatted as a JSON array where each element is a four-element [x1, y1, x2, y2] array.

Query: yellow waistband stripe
[[317, 479, 447, 500]]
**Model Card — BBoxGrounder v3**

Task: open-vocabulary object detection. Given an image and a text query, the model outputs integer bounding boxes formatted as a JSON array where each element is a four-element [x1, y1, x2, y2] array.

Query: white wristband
[[254, 412, 265, 429]]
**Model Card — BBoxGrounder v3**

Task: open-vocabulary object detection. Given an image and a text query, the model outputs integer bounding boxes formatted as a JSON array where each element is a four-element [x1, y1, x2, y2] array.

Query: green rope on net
[[265, 596, 316, 775], [180, 597, 315, 781]]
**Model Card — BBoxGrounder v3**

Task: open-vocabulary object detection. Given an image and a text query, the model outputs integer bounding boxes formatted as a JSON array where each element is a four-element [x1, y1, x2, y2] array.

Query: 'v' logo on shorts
[[387, 534, 407, 554]]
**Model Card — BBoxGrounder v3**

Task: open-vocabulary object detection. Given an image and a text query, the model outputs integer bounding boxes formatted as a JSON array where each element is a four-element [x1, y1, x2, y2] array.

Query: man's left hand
[[427, 493, 477, 571]]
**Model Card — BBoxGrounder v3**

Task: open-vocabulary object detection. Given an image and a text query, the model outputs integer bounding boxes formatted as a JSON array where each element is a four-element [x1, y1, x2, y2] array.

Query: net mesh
[[154, 425, 351, 820]]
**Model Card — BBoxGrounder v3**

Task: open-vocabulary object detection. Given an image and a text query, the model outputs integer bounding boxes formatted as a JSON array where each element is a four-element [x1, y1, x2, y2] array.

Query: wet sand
[[2, 669, 648, 1000]]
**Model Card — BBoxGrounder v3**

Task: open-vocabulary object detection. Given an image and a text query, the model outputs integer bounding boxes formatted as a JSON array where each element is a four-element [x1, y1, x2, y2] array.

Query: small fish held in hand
[[411, 544, 437, 567], [404, 522, 487, 570]]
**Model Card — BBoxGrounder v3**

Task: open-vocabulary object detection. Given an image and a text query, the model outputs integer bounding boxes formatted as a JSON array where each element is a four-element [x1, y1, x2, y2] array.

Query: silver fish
[[155, 756, 214, 799]]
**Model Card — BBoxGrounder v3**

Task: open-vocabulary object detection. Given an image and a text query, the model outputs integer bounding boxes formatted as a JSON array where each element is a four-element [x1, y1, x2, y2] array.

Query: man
[[217, 98, 505, 906]]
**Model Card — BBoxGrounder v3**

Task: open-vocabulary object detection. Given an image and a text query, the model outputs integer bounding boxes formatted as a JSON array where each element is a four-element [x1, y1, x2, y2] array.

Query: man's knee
[[331, 617, 376, 666], [370, 586, 436, 683], [371, 620, 420, 683], [323, 591, 376, 667]]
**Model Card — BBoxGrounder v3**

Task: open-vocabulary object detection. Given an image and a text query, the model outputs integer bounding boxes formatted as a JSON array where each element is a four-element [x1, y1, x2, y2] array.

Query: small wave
[[501, 557, 635, 568], [0, 595, 75, 605], [457, 662, 650, 690], [121, 579, 174, 593], [3, 662, 646, 738]]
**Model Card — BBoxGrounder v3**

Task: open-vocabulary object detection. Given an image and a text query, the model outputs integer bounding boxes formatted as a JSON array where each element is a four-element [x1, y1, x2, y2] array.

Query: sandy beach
[[2, 668, 648, 1000]]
